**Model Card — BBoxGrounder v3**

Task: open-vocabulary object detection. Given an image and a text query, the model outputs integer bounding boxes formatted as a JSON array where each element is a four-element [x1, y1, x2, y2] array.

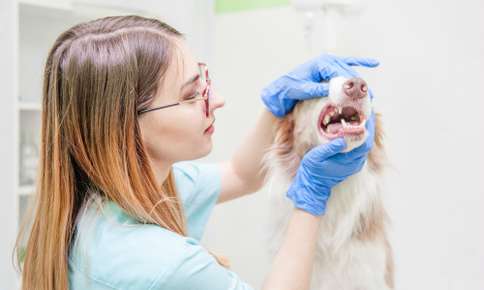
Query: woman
[[16, 15, 378, 290]]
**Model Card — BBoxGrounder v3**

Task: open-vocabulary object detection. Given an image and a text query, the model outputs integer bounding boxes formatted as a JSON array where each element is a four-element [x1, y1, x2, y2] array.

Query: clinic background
[[1, 0, 483, 289]]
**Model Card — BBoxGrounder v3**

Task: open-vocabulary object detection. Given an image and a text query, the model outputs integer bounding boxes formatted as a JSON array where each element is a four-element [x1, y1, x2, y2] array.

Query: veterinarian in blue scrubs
[[17, 15, 378, 290]]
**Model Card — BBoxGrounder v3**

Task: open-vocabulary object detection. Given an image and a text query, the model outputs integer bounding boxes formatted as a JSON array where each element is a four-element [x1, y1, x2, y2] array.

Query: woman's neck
[[151, 158, 173, 187]]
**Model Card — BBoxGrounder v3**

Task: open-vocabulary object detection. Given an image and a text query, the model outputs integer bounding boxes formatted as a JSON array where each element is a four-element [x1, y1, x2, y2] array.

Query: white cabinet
[[0, 1, 19, 289], [1, 0, 214, 288]]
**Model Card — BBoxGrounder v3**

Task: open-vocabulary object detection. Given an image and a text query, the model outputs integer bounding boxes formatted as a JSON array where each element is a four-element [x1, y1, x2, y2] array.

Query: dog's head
[[267, 76, 385, 179]]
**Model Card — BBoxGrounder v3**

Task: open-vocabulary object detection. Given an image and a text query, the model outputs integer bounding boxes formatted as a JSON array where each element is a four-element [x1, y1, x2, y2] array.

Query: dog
[[263, 76, 394, 290]]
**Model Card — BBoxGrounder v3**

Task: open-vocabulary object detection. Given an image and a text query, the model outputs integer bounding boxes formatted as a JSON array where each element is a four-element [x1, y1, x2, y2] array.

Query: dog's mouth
[[319, 104, 367, 139]]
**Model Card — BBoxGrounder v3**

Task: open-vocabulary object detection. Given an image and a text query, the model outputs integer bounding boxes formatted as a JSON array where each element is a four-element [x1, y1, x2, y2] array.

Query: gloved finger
[[341, 57, 380, 68], [348, 155, 367, 172], [364, 111, 376, 140], [295, 81, 330, 100], [368, 88, 375, 100], [345, 133, 374, 159], [338, 153, 367, 166], [316, 65, 338, 82], [309, 138, 347, 160], [343, 143, 371, 161], [331, 148, 367, 163], [338, 130, 375, 163]]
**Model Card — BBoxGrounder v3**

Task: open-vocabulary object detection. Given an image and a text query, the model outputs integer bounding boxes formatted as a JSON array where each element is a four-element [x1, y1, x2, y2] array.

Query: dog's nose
[[343, 78, 368, 100]]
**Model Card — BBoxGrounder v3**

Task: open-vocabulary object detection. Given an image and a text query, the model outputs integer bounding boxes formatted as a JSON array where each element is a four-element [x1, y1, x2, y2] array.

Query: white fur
[[264, 77, 392, 290]]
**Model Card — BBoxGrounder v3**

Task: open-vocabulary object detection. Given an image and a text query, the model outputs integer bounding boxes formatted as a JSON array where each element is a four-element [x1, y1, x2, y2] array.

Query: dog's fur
[[263, 77, 394, 290]]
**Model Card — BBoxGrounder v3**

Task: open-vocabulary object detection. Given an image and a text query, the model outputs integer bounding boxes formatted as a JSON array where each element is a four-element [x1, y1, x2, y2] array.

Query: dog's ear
[[265, 112, 301, 179], [368, 112, 386, 173]]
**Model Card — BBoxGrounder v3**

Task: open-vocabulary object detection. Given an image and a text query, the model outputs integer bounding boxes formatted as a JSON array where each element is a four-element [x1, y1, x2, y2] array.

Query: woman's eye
[[184, 92, 199, 101]]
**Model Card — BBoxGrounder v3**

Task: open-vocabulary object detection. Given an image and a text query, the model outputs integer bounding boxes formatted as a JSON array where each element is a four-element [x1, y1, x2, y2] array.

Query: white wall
[[0, 0, 19, 289], [201, 1, 484, 289]]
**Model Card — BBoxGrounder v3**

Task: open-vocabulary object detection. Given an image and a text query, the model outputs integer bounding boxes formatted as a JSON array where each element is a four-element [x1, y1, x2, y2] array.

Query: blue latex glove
[[261, 53, 379, 117], [286, 111, 376, 216]]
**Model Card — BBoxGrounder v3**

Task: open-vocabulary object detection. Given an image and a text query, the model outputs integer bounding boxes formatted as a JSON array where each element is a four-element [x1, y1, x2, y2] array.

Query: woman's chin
[[194, 139, 213, 159], [202, 140, 213, 156]]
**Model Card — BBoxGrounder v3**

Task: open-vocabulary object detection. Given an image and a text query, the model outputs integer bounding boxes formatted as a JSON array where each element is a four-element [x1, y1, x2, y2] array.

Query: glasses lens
[[199, 63, 210, 117]]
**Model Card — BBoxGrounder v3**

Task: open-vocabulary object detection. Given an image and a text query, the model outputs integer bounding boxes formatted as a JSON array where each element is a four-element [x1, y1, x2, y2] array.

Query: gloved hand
[[286, 111, 376, 216], [261, 53, 379, 117]]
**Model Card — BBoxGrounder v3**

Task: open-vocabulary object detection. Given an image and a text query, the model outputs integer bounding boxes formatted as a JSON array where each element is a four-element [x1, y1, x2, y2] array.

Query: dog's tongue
[[327, 123, 343, 134]]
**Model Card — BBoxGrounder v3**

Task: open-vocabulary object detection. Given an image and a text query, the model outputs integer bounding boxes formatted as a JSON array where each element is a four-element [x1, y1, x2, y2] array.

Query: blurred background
[[1, 0, 483, 289]]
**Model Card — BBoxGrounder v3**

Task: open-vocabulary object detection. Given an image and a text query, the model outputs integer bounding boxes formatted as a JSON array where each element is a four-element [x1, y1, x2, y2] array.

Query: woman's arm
[[261, 208, 321, 290], [156, 208, 321, 290], [218, 109, 277, 203]]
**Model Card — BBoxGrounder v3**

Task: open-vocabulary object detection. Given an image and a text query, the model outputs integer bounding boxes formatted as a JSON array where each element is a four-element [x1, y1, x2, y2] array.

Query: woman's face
[[138, 39, 224, 164]]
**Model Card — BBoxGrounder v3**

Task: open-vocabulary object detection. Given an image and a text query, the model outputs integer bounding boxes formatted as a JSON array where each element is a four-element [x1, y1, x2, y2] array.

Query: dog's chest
[[267, 165, 380, 254], [266, 165, 391, 290]]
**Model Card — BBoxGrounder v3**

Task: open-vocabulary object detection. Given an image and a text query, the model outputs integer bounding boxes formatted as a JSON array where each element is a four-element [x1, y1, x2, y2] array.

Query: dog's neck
[[267, 158, 385, 251], [320, 164, 384, 249]]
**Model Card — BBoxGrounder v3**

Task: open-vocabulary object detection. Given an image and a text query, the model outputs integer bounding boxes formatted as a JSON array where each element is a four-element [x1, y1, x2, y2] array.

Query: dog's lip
[[318, 103, 367, 139]]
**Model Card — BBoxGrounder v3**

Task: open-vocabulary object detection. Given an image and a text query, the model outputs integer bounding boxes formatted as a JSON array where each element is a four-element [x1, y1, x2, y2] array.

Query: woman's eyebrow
[[179, 74, 200, 92]]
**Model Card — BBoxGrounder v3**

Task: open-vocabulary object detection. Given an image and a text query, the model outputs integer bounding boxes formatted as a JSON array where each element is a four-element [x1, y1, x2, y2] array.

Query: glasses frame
[[138, 62, 211, 117]]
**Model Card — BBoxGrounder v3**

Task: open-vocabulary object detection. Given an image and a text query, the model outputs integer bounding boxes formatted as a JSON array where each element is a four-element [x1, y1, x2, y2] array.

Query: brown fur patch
[[368, 113, 386, 174], [355, 199, 388, 241], [272, 113, 300, 178], [355, 198, 394, 289], [384, 236, 395, 288]]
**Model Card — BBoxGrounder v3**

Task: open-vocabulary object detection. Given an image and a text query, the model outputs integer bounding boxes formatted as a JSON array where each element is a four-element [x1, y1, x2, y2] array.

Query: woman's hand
[[286, 118, 374, 216], [261, 53, 379, 117]]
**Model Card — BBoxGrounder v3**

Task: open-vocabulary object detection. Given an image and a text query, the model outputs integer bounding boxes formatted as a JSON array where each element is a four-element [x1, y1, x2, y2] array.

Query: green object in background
[[215, 0, 290, 13], [18, 246, 26, 264]]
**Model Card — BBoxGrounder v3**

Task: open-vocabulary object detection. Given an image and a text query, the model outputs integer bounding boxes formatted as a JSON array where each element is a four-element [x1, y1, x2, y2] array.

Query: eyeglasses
[[138, 62, 211, 117]]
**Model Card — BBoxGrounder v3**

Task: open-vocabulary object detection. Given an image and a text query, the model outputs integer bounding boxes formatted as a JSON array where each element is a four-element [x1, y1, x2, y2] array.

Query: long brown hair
[[15, 15, 224, 290]]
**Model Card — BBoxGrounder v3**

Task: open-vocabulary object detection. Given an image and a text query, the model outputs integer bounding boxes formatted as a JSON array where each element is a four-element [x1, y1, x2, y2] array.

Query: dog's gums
[[318, 104, 367, 139]]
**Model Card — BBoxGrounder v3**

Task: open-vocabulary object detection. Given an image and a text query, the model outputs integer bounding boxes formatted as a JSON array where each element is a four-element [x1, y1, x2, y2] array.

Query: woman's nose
[[210, 91, 225, 112]]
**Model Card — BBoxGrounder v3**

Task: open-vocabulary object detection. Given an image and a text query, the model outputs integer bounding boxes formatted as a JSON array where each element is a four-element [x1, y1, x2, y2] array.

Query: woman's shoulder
[[172, 161, 220, 188], [69, 202, 203, 289], [172, 161, 199, 181], [172, 161, 222, 240], [173, 161, 221, 205], [69, 199, 254, 290]]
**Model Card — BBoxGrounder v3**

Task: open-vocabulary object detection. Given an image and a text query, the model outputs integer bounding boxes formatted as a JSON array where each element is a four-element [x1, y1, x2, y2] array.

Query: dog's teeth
[[341, 119, 347, 127], [323, 115, 331, 125], [338, 107, 342, 114]]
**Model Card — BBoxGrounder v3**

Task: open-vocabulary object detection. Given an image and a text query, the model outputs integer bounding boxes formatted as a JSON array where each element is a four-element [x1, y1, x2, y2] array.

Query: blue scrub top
[[68, 161, 254, 290]]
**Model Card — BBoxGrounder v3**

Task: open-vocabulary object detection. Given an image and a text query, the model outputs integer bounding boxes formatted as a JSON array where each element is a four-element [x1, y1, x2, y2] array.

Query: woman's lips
[[204, 119, 215, 134], [204, 124, 214, 134]]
